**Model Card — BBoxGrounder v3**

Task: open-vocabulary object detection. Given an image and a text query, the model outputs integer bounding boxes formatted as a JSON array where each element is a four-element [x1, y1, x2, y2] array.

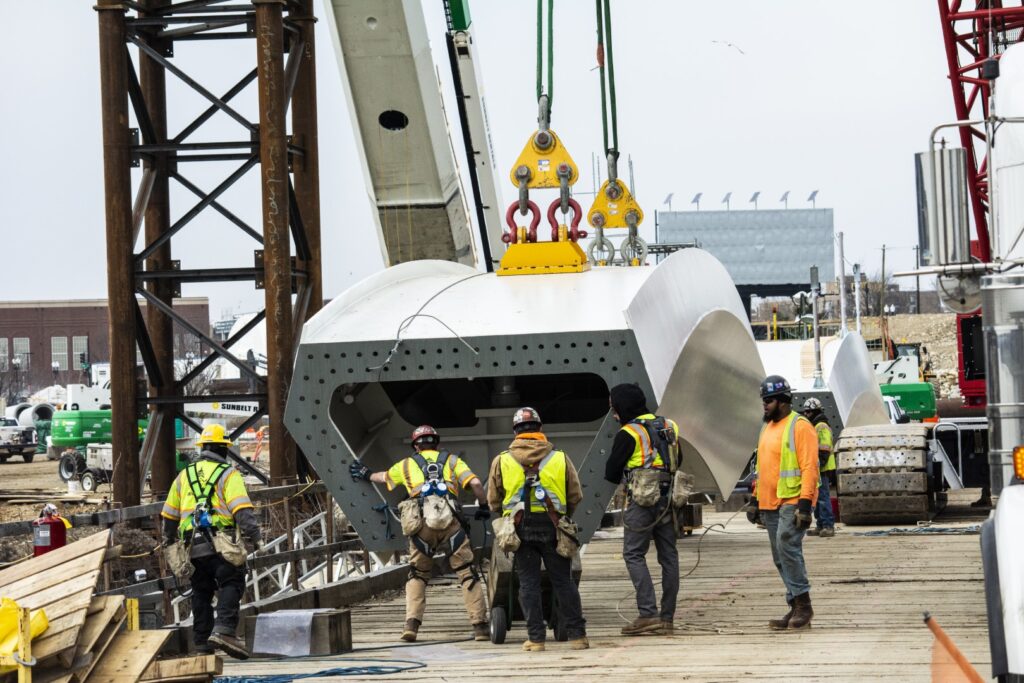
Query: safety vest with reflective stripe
[[499, 450, 568, 515], [401, 450, 462, 497], [815, 421, 836, 472], [622, 414, 679, 471], [757, 412, 811, 499], [160, 459, 253, 535]]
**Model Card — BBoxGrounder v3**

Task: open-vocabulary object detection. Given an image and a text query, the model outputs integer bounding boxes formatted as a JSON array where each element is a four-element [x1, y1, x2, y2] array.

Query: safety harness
[[624, 417, 680, 533], [181, 461, 229, 541], [512, 450, 565, 529], [407, 451, 468, 559]]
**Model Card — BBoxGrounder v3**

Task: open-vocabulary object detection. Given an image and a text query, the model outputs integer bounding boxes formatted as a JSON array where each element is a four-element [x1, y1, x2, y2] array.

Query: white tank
[[993, 44, 1024, 261]]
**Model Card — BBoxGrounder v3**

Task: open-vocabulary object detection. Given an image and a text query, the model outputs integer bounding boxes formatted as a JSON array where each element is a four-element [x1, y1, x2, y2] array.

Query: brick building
[[0, 297, 209, 396]]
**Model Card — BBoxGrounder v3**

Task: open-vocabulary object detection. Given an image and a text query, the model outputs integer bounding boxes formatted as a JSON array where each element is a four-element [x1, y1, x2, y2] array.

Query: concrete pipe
[[20, 403, 55, 427], [285, 249, 766, 551], [5, 403, 32, 422]]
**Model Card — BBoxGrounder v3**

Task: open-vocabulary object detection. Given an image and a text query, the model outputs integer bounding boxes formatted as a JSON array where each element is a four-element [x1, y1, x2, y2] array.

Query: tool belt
[[628, 468, 671, 507]]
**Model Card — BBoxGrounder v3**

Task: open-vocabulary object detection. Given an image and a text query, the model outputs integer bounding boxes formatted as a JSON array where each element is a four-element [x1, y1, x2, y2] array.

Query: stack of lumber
[[0, 530, 221, 683]]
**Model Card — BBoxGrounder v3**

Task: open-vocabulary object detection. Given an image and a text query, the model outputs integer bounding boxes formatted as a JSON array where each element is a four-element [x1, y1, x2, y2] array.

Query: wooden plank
[[141, 655, 222, 681], [11, 573, 99, 612], [0, 547, 106, 601], [0, 530, 110, 587], [76, 596, 125, 658], [83, 630, 169, 683], [30, 626, 80, 663], [73, 613, 126, 683]]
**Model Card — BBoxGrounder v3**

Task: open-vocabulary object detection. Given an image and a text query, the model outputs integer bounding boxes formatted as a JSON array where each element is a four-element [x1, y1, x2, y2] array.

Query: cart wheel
[[81, 470, 99, 492], [490, 606, 507, 644], [58, 452, 84, 481]]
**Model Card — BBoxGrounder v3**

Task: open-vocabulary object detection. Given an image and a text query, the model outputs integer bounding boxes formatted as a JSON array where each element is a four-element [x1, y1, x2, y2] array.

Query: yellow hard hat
[[197, 424, 232, 446]]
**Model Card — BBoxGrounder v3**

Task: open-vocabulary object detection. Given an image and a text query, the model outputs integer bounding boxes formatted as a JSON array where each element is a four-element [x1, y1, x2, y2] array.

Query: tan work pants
[[406, 520, 486, 625]]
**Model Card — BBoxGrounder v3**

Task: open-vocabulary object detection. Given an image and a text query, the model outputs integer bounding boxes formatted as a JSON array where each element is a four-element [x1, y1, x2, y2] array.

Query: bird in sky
[[711, 40, 746, 55]]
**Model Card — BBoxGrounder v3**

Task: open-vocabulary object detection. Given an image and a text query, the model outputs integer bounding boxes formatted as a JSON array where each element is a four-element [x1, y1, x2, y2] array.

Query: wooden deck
[[222, 508, 991, 682]]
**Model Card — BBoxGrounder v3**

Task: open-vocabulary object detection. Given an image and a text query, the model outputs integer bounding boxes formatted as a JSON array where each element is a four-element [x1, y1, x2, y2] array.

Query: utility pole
[[811, 266, 824, 389], [853, 262, 862, 334], [880, 244, 887, 316], [837, 231, 848, 337], [914, 245, 921, 314]]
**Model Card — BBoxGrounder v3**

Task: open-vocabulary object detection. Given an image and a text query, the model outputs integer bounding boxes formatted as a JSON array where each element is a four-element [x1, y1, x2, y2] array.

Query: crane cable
[[536, 0, 555, 109], [595, 0, 619, 178]]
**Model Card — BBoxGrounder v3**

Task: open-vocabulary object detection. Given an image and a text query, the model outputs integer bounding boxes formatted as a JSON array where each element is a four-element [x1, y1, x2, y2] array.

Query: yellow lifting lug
[[508, 128, 578, 189], [587, 178, 644, 230], [497, 241, 590, 276]]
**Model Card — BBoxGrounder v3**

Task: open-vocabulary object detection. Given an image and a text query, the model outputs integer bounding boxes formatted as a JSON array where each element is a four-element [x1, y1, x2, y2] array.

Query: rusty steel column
[[291, 0, 323, 319], [140, 2, 177, 496], [97, 0, 140, 507], [255, 0, 296, 484]]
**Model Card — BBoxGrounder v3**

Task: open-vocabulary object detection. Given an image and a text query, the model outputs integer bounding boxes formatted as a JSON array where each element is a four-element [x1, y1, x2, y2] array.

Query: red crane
[[936, 1, 1024, 406]]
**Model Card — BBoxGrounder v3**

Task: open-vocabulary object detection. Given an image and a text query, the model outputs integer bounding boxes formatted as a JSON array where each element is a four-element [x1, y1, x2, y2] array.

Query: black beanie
[[609, 383, 648, 423]]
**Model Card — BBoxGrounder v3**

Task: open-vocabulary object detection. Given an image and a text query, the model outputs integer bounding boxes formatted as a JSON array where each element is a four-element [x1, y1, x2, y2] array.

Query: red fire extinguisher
[[33, 504, 69, 557]]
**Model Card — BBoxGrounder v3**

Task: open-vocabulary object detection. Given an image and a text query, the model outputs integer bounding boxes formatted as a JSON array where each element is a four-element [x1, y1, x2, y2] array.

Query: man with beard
[[746, 375, 819, 630]]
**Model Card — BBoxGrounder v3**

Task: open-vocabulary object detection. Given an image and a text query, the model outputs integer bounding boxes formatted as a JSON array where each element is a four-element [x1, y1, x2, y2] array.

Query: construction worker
[[747, 375, 819, 630], [349, 425, 490, 643], [801, 397, 836, 537], [604, 383, 682, 636], [161, 424, 260, 659], [486, 407, 588, 652]]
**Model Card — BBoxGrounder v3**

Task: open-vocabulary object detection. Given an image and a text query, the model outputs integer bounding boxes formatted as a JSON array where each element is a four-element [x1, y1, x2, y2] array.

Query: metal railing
[[170, 509, 401, 623]]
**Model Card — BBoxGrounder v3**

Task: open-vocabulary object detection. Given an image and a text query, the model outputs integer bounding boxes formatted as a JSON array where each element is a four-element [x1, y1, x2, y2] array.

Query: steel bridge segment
[[285, 249, 765, 551]]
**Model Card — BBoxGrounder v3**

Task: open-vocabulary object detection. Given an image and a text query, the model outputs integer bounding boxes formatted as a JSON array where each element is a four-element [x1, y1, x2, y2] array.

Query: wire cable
[[213, 658, 426, 682]]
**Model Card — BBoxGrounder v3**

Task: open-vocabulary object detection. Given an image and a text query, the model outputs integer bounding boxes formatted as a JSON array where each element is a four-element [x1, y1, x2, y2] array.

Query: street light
[[10, 356, 21, 401]]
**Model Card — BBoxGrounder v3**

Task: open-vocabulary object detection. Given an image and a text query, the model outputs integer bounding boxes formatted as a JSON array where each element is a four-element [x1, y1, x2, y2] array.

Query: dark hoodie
[[604, 385, 649, 484], [486, 432, 583, 518]]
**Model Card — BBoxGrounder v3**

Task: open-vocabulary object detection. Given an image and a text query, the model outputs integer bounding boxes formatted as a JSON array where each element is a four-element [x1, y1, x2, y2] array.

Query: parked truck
[[0, 416, 36, 463]]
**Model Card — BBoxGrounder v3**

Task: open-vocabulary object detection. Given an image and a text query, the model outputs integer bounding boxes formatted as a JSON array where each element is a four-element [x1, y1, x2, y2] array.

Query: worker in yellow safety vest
[[746, 375, 819, 630], [801, 397, 836, 537], [349, 425, 491, 643], [604, 383, 682, 636], [486, 407, 588, 652], [161, 424, 261, 660]]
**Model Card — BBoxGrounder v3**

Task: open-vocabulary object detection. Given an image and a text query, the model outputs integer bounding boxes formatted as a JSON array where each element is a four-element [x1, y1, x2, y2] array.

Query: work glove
[[745, 498, 761, 525], [795, 498, 813, 531], [473, 508, 492, 521], [349, 460, 374, 482]]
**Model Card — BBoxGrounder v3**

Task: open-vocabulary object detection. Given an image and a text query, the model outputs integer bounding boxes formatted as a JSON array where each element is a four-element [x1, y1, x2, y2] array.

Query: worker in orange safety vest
[[746, 375, 819, 630]]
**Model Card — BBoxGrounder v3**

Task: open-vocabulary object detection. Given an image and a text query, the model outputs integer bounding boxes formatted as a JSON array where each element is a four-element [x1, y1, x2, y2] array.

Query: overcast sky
[[2, 1, 948, 318]]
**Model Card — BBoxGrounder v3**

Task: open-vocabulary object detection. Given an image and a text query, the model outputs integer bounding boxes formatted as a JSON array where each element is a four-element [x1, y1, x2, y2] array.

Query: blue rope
[[214, 658, 427, 682]]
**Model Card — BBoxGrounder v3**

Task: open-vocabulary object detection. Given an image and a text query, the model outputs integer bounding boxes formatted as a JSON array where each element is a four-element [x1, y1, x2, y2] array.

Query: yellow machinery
[[498, 1, 589, 276]]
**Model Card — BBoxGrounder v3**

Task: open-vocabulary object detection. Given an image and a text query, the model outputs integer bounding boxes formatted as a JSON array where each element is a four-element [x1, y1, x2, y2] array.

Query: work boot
[[620, 616, 663, 636], [401, 618, 421, 642], [472, 622, 489, 642], [768, 601, 794, 630], [819, 527, 835, 538], [806, 528, 820, 536], [522, 639, 545, 652], [660, 620, 674, 634], [208, 632, 250, 660], [194, 641, 214, 655], [569, 636, 590, 650], [788, 593, 814, 630]]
